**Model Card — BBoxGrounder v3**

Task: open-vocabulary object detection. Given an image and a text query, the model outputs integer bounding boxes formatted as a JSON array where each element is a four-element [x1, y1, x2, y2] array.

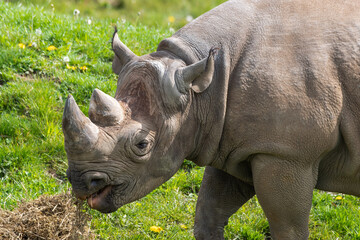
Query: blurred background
[[5, 0, 227, 29]]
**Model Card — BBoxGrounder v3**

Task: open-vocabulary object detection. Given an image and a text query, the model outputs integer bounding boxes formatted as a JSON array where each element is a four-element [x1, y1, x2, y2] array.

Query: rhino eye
[[130, 130, 155, 158], [136, 140, 148, 149]]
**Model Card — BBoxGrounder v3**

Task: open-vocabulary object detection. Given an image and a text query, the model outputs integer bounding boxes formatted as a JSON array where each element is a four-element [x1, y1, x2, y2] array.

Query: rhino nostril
[[90, 179, 103, 188], [84, 172, 108, 190]]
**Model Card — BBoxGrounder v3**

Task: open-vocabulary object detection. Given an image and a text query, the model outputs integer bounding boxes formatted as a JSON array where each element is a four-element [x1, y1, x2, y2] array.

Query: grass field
[[0, 1, 359, 239], [7, 0, 226, 29]]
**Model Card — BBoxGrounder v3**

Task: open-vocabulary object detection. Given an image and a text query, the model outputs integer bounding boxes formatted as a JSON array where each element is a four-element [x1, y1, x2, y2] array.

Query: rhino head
[[63, 29, 217, 213]]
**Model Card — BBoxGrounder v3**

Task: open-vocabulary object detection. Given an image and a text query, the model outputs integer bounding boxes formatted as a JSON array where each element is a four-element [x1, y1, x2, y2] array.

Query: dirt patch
[[0, 193, 95, 239], [15, 73, 62, 84]]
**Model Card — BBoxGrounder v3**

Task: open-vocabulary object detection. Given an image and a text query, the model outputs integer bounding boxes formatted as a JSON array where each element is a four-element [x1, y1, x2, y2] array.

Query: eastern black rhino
[[63, 0, 360, 239]]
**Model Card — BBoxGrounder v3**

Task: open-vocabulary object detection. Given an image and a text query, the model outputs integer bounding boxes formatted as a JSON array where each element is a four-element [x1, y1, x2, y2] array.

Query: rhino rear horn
[[112, 27, 137, 74], [175, 47, 218, 93], [89, 88, 124, 126], [62, 95, 99, 152]]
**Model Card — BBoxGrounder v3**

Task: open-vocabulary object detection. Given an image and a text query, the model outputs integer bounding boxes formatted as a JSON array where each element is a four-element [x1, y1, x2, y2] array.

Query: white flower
[[186, 15, 194, 22], [87, 18, 92, 25], [169, 27, 175, 33], [63, 56, 70, 63], [35, 28, 42, 35], [73, 9, 80, 16], [31, 42, 37, 48]]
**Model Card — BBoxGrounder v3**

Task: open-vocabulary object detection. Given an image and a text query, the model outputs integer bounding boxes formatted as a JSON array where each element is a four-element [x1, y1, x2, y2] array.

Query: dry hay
[[0, 193, 95, 240]]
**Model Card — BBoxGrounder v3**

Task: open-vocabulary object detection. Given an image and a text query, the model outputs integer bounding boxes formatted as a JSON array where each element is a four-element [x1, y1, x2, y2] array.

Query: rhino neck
[[157, 37, 201, 65], [189, 50, 231, 167], [157, 1, 256, 167], [158, 42, 230, 167]]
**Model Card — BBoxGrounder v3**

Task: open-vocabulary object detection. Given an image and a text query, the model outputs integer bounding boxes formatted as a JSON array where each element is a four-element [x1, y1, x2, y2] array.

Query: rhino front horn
[[62, 95, 99, 152], [89, 88, 124, 126]]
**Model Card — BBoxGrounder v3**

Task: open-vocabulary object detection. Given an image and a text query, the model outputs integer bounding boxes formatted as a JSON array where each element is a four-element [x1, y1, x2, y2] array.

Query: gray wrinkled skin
[[63, 0, 360, 239]]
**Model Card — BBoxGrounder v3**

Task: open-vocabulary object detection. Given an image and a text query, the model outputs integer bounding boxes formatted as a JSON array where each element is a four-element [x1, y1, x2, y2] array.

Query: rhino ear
[[112, 55, 122, 75], [175, 47, 218, 93], [112, 27, 137, 74]]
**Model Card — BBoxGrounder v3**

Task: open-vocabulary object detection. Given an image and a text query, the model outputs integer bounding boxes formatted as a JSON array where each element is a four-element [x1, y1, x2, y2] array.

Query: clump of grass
[[0, 193, 94, 239]]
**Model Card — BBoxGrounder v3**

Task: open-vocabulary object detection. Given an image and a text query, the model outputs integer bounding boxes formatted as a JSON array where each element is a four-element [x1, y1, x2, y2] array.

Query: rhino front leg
[[251, 154, 317, 240], [194, 166, 255, 240]]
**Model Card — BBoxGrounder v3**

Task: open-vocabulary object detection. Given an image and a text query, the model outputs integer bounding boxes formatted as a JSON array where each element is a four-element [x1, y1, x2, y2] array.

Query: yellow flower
[[180, 224, 187, 229], [18, 43, 26, 49], [27, 42, 37, 48], [80, 66, 87, 71], [150, 226, 163, 233], [66, 65, 77, 70], [335, 196, 343, 200], [47, 45, 57, 51], [168, 16, 175, 23]]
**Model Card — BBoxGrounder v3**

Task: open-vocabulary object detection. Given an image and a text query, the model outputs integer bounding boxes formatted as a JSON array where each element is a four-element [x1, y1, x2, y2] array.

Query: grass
[[0, 1, 359, 239], [8, 0, 227, 29]]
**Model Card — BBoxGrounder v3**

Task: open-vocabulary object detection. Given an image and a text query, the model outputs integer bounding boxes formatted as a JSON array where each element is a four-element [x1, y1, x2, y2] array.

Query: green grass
[[8, 0, 227, 29], [0, 1, 359, 239]]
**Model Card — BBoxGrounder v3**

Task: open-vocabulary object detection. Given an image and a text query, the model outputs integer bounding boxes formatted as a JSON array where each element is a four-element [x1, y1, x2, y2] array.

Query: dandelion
[[74, 9, 80, 16], [47, 45, 57, 51], [63, 56, 70, 63], [35, 28, 42, 36], [66, 65, 77, 70], [335, 196, 343, 200], [168, 16, 175, 23], [150, 226, 163, 233], [87, 18, 92, 25], [180, 224, 187, 230], [80, 66, 87, 71], [186, 15, 193, 22], [18, 43, 26, 49]]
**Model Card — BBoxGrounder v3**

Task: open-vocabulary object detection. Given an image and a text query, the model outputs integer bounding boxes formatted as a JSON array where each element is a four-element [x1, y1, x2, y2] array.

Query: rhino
[[62, 0, 360, 239]]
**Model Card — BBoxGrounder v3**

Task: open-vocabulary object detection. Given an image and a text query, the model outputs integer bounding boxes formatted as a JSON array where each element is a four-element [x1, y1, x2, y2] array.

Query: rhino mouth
[[82, 181, 129, 213], [87, 185, 112, 210]]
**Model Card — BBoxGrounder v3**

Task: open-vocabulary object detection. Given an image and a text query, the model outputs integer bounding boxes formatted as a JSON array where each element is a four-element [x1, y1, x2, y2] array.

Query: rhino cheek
[[107, 164, 158, 208]]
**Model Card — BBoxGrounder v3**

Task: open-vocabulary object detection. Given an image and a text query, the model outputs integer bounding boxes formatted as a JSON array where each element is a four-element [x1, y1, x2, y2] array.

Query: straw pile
[[0, 193, 95, 239]]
